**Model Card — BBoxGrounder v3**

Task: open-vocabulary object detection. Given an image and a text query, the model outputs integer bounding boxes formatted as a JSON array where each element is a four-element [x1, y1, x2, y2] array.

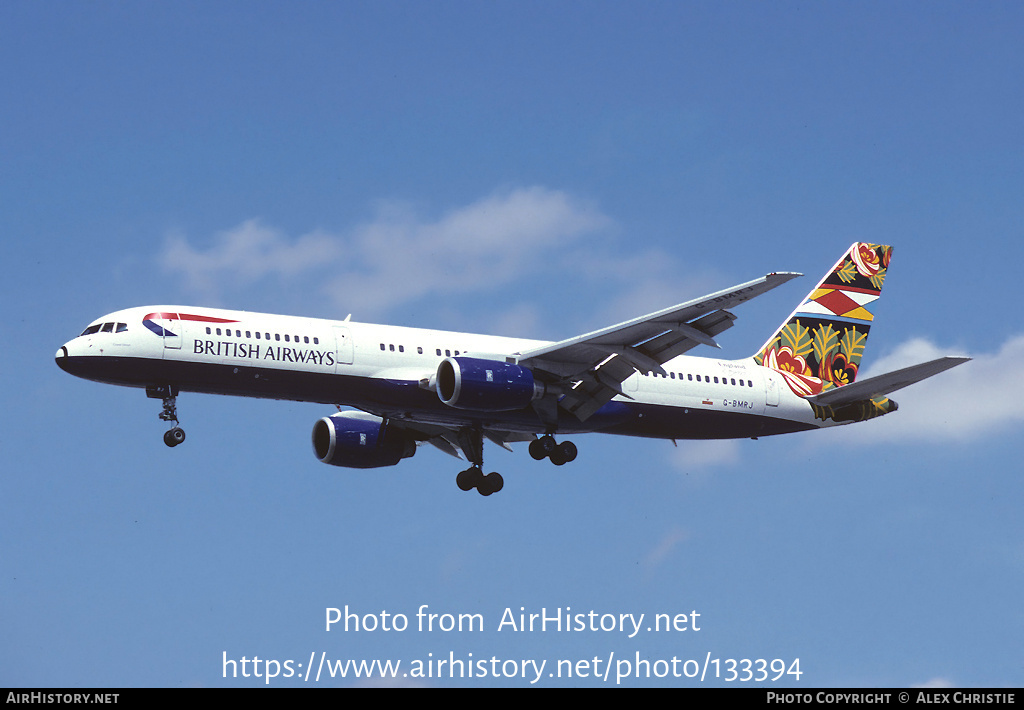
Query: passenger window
[[285, 335, 290, 342], [246, 331, 251, 338], [304, 336, 309, 344], [399, 345, 404, 353], [275, 334, 280, 341], [206, 327, 212, 335], [255, 332, 261, 339], [417, 347, 423, 354], [389, 344, 395, 352], [313, 337, 319, 345]]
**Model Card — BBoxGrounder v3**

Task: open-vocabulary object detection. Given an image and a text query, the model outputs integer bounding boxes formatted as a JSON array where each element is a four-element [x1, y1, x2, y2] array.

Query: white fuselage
[[56, 305, 823, 440]]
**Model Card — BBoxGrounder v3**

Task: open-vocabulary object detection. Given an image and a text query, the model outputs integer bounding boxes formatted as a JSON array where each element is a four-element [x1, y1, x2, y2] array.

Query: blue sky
[[2, 2, 1022, 687]]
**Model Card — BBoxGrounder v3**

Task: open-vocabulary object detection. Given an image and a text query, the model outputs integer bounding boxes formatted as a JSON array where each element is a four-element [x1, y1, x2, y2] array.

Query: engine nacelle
[[311, 412, 416, 469], [436, 356, 544, 411]]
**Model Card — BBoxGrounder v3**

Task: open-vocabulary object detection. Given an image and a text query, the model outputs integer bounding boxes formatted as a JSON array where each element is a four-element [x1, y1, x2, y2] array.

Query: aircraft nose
[[55, 345, 70, 372]]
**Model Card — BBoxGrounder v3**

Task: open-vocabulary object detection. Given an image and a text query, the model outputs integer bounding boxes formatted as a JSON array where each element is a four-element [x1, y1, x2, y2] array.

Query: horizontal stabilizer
[[806, 356, 970, 407]]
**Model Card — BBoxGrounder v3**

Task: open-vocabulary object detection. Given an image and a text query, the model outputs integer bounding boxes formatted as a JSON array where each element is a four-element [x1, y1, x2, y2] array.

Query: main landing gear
[[453, 427, 503, 497], [529, 435, 577, 466], [453, 432, 578, 496], [147, 385, 186, 447], [456, 466, 504, 497]]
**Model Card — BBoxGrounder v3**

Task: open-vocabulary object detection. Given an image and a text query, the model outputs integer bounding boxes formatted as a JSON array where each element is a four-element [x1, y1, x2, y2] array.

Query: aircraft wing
[[517, 271, 802, 421], [806, 356, 971, 408]]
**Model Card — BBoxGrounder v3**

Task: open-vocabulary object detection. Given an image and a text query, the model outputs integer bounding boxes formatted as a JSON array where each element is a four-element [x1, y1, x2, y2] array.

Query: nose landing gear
[[147, 385, 186, 447]]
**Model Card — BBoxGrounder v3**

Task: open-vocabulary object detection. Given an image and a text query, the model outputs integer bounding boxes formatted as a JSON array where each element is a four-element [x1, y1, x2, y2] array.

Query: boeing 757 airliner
[[56, 243, 968, 495]]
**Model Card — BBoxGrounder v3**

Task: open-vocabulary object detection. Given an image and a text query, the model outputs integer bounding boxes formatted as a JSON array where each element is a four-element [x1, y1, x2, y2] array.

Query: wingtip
[[766, 271, 803, 283]]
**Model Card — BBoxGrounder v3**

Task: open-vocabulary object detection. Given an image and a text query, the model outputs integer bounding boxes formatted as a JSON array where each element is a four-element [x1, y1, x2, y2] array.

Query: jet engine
[[312, 411, 416, 469], [436, 356, 545, 411]]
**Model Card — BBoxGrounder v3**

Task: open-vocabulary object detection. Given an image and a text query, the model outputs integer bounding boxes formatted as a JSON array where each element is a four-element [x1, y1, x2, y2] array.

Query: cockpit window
[[79, 322, 128, 337]]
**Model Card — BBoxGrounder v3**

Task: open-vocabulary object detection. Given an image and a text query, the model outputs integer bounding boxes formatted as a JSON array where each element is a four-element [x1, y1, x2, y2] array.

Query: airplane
[[56, 243, 968, 496]]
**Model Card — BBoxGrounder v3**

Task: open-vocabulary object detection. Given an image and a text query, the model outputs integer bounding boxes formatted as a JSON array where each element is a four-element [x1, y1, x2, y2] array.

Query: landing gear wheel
[[163, 427, 186, 447], [478, 472, 504, 496], [456, 466, 481, 491], [453, 427, 506, 496], [530, 436, 577, 465], [530, 435, 557, 460], [456, 466, 503, 496], [557, 440, 577, 463], [529, 436, 554, 460]]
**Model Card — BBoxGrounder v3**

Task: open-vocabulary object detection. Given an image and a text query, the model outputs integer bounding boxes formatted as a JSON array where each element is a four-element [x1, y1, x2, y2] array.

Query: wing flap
[[558, 355, 637, 421], [633, 309, 736, 364]]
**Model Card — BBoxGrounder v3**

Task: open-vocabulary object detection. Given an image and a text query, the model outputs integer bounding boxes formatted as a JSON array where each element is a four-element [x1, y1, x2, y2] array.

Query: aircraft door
[[164, 318, 183, 349], [151, 312, 182, 350], [334, 326, 353, 367]]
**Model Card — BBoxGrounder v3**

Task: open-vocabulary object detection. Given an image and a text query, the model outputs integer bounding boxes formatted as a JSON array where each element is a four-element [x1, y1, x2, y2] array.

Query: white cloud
[[161, 219, 341, 302], [642, 526, 690, 572], [913, 677, 955, 688], [668, 439, 743, 476], [325, 186, 611, 316], [155, 186, 743, 339], [549, 243, 727, 333], [158, 187, 611, 317]]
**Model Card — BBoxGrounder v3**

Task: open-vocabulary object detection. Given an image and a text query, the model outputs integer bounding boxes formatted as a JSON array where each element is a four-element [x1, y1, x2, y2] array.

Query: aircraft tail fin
[[753, 243, 893, 398]]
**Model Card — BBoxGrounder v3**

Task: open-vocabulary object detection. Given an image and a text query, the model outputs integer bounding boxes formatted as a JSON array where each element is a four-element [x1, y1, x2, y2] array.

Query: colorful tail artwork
[[754, 243, 896, 421]]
